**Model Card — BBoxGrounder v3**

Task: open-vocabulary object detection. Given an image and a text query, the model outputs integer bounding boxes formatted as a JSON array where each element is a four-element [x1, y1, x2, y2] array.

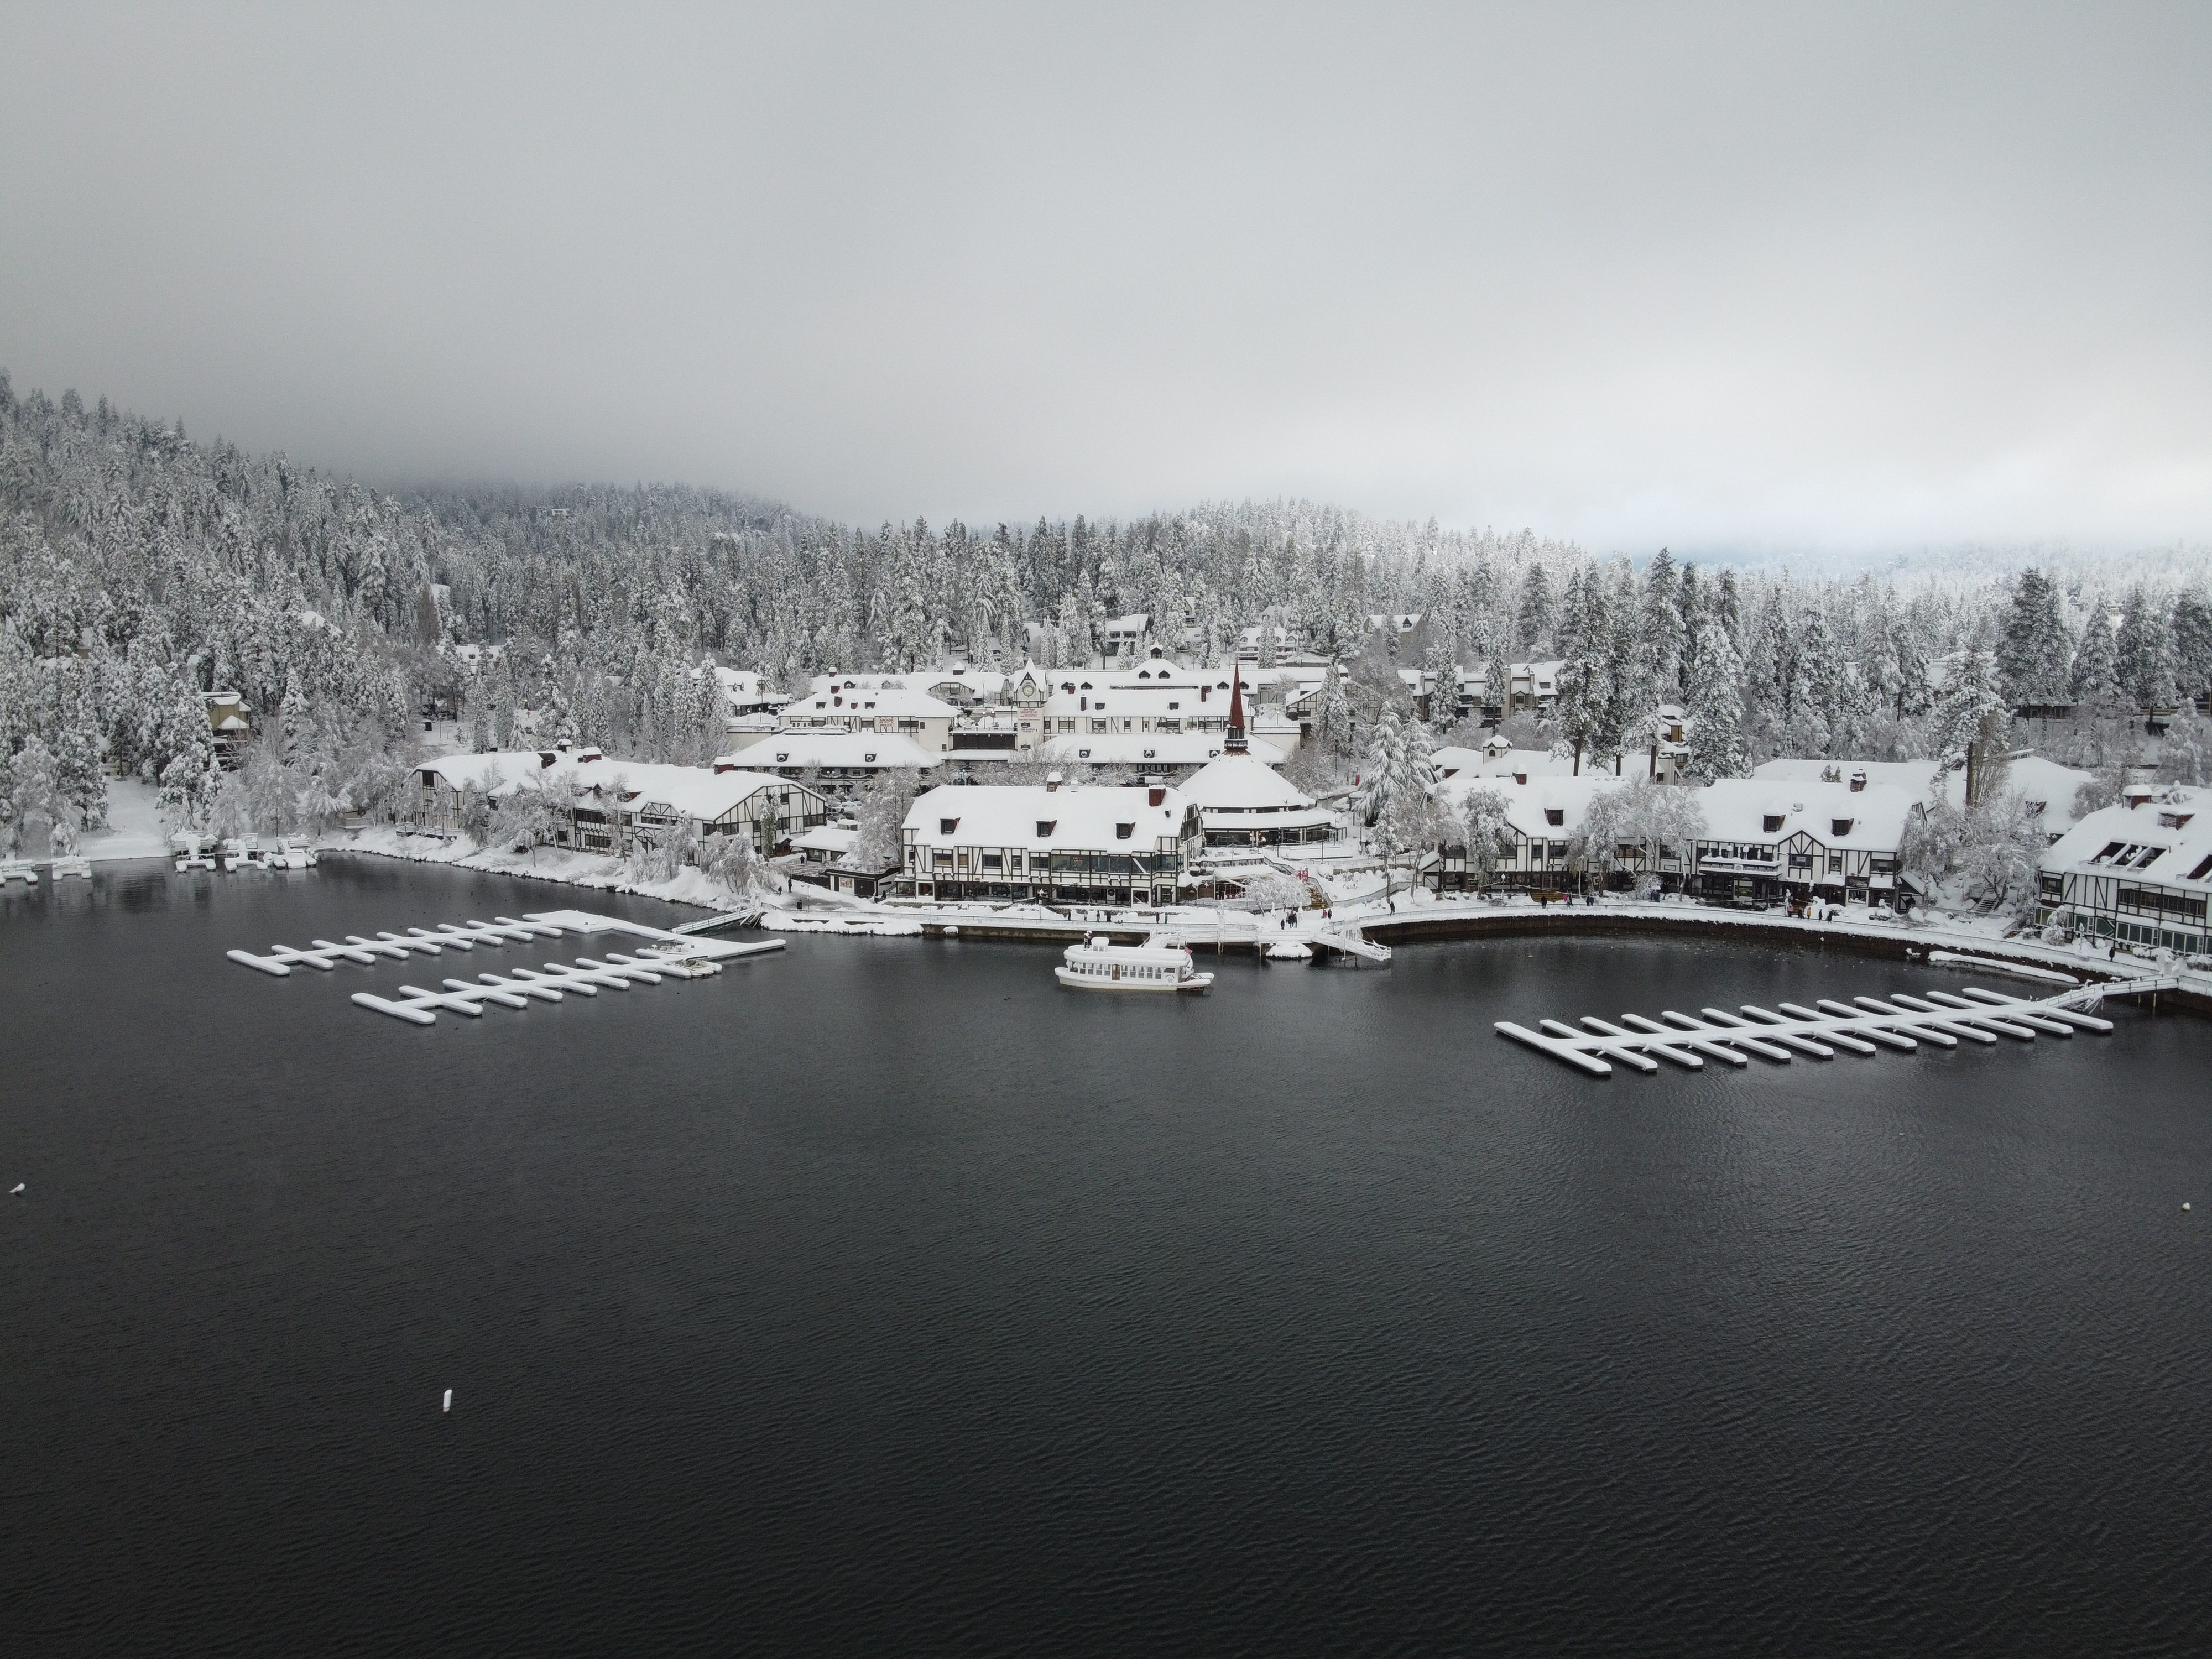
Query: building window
[[1545, 808, 1564, 827], [1116, 823, 1135, 841], [940, 817, 959, 834], [1036, 820, 1056, 837], [1832, 818, 1853, 837], [1764, 815, 1785, 833]]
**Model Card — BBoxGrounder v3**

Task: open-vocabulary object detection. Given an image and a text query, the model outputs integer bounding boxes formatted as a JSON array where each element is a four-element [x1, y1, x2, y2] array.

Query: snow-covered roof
[[904, 784, 1197, 851], [711, 666, 779, 705], [1436, 773, 1619, 841], [1041, 672, 1253, 718], [420, 749, 812, 822], [1432, 744, 1579, 780], [1752, 755, 2100, 832], [1431, 773, 1921, 853], [2041, 786, 2212, 893], [793, 823, 858, 857], [720, 732, 938, 771], [572, 761, 805, 823], [1180, 754, 1315, 812], [781, 685, 957, 720], [1035, 733, 1286, 767], [1693, 778, 1920, 851]]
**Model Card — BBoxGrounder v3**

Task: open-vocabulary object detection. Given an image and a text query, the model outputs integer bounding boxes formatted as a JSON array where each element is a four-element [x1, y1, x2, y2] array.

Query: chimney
[[1046, 771, 1062, 792], [1513, 770, 1527, 786], [1849, 769, 1866, 792], [1149, 786, 1166, 807], [1225, 672, 1248, 754]]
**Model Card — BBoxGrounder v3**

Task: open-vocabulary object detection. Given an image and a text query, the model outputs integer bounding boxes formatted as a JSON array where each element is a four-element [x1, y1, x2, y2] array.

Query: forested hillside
[[3, 370, 2210, 853]]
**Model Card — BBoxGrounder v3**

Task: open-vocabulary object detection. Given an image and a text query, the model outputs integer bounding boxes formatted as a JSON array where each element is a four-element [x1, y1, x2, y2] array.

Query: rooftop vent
[[1046, 771, 1063, 792], [1849, 769, 1867, 792]]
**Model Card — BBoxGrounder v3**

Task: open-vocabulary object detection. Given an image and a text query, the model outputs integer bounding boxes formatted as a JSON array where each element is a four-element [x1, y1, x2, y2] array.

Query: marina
[[224, 906, 785, 1025], [1495, 978, 2167, 1078]]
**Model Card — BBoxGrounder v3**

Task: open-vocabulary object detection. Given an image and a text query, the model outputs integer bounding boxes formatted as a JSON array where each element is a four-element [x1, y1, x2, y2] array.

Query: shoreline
[[67, 831, 2212, 1018]]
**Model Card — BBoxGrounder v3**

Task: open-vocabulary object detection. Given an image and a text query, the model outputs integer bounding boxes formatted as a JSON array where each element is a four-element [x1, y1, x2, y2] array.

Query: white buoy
[[2186, 1203, 2193, 1212], [9, 1183, 22, 1195], [442, 1389, 453, 1413]]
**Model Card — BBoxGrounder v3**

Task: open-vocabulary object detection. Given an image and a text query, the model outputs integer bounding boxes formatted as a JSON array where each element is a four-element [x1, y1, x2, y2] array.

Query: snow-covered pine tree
[[2114, 585, 2180, 713], [1683, 618, 1747, 780], [1929, 648, 2011, 808], [1996, 568, 2073, 707]]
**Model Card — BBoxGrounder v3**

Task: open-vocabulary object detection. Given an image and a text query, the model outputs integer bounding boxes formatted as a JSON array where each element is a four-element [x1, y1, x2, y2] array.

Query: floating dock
[[1496, 978, 2176, 1078], [226, 907, 782, 1026]]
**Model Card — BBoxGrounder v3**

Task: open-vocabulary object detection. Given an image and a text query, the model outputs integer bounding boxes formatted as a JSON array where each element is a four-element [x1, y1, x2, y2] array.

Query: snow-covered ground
[[78, 779, 171, 863], [337, 826, 769, 913]]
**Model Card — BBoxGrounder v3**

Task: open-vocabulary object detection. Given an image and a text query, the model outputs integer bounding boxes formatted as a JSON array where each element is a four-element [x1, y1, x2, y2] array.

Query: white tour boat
[[1056, 935, 1214, 994]]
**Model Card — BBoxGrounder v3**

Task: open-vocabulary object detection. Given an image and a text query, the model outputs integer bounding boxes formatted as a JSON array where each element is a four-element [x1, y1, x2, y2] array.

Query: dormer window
[[1115, 823, 1135, 840], [1545, 808, 1564, 827], [1167, 701, 1179, 711], [939, 818, 959, 834], [1831, 818, 1852, 837], [1763, 815, 1785, 833], [1036, 820, 1056, 837]]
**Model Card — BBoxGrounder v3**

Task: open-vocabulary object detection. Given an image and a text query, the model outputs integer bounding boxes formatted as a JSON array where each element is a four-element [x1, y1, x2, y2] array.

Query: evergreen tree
[[1514, 565, 1555, 655], [1996, 568, 2073, 706], [2114, 585, 2179, 711], [2172, 587, 2212, 708], [1683, 618, 1747, 780]]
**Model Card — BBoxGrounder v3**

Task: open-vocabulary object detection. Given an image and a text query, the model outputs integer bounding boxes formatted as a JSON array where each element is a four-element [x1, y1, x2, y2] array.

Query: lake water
[[4, 857, 2209, 1655]]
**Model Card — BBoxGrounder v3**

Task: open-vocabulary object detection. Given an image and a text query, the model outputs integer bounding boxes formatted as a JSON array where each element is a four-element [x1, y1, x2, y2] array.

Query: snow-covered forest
[[4, 371, 2211, 854]]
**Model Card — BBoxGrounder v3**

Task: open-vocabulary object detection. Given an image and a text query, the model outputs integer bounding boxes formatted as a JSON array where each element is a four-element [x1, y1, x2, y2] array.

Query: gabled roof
[[1432, 744, 1579, 780], [419, 749, 812, 822], [1694, 779, 1919, 849], [782, 685, 957, 719], [2042, 786, 2211, 891], [719, 732, 938, 771], [903, 784, 1194, 851], [1035, 733, 1285, 766], [1752, 755, 2100, 832]]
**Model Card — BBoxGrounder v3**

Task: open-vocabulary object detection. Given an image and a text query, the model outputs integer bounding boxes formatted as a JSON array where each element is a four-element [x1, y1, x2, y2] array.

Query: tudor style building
[[2035, 783, 2211, 956], [900, 780, 1205, 905]]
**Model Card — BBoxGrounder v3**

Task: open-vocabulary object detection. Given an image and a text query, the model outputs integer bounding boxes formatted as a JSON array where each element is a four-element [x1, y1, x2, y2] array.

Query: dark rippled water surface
[[4, 857, 2209, 1655]]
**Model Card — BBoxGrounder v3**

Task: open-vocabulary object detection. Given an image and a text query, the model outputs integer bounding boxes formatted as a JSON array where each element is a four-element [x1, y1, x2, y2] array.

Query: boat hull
[[1055, 968, 1213, 993]]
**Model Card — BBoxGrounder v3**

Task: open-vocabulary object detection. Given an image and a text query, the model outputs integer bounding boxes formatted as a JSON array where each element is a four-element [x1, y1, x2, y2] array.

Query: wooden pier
[[1495, 979, 2176, 1078], [226, 907, 783, 1026]]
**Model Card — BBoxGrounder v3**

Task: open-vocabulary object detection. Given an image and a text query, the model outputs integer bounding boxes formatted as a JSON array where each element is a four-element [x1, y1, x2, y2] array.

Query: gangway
[[1315, 929, 1394, 964], [1496, 977, 2170, 1078]]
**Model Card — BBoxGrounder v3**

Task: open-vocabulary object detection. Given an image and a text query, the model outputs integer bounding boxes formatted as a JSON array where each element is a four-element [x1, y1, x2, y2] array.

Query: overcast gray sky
[[3, 3, 2207, 555]]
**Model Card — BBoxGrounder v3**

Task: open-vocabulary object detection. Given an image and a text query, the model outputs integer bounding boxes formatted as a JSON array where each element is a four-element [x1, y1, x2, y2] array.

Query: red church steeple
[[1226, 669, 1248, 754]]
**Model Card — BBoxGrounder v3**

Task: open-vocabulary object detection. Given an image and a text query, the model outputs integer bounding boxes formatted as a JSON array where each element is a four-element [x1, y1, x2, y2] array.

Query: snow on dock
[[1496, 978, 2166, 1078], [225, 907, 783, 1026]]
